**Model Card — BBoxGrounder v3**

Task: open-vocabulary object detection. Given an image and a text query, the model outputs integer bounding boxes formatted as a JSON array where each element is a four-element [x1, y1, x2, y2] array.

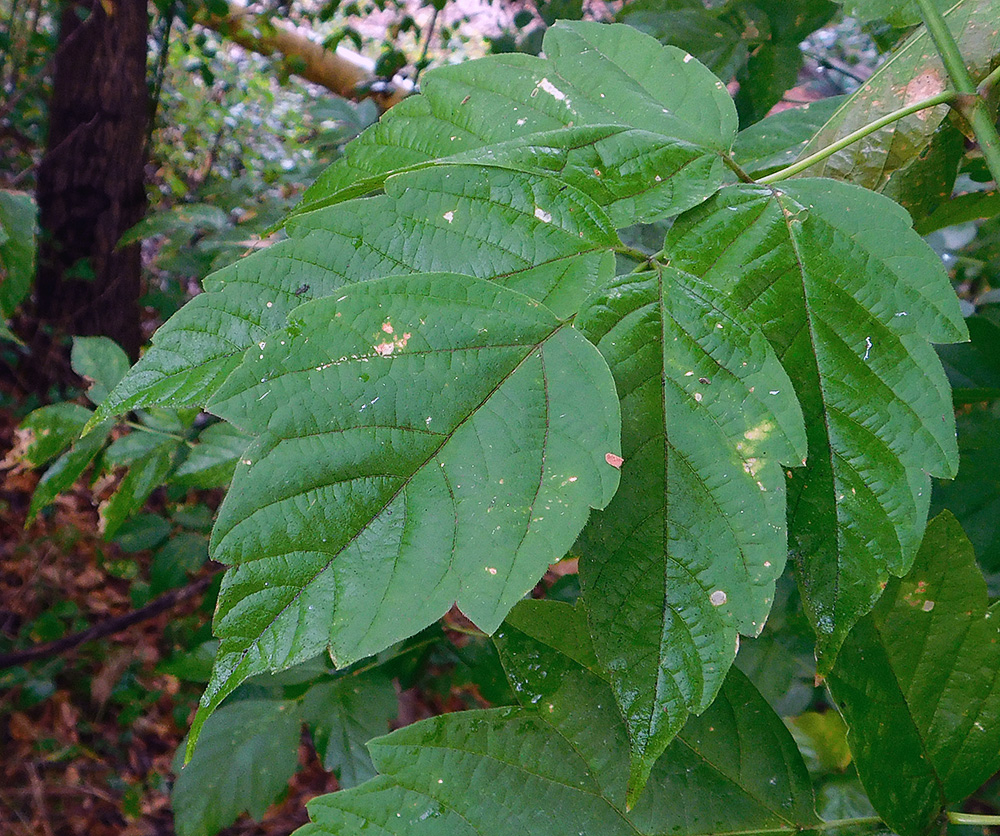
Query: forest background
[[2, 0, 1000, 834]]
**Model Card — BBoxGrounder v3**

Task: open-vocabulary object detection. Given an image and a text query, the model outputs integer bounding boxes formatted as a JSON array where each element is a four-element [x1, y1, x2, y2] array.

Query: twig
[[413, 6, 439, 85], [0, 573, 217, 671], [146, 3, 176, 152], [805, 50, 871, 84], [26, 762, 54, 836], [949, 812, 1000, 827], [979, 63, 1000, 97]]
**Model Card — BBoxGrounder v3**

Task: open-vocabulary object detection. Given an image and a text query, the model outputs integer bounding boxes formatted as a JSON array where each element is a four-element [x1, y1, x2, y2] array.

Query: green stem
[[979, 63, 1000, 96], [915, 0, 1000, 184], [809, 816, 884, 831], [614, 243, 655, 263], [759, 91, 955, 184], [444, 624, 488, 637], [723, 154, 755, 184], [948, 812, 1000, 826], [124, 420, 192, 445]]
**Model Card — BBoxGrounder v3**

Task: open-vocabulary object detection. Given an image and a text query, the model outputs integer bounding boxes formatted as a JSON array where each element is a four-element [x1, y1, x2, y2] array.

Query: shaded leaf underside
[[796, 0, 1000, 189]]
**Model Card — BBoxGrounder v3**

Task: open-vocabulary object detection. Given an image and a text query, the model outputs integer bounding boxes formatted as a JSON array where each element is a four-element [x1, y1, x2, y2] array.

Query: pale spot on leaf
[[536, 77, 566, 101], [605, 452, 624, 468]]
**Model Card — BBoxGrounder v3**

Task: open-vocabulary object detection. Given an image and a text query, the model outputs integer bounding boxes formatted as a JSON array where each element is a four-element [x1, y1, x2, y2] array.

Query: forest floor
[[0, 379, 359, 836]]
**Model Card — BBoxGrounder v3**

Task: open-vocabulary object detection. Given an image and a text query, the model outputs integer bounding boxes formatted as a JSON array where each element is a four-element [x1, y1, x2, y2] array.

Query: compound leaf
[[187, 272, 620, 754], [575, 266, 806, 805], [295, 599, 819, 833], [828, 513, 1000, 836], [666, 179, 966, 668]]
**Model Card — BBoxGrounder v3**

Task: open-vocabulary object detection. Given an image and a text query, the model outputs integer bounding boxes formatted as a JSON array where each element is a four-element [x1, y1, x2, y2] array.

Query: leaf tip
[[184, 707, 209, 766], [81, 412, 103, 436], [625, 753, 653, 812]]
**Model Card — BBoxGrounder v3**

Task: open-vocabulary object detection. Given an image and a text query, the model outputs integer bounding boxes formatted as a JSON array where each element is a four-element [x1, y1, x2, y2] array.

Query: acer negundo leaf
[[829, 512, 1000, 836], [185, 271, 621, 755], [575, 265, 806, 805], [666, 178, 966, 667]]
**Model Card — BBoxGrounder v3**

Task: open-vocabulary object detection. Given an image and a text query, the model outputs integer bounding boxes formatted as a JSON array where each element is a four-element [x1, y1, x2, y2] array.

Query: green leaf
[[172, 699, 302, 836], [0, 189, 36, 318], [99, 436, 183, 539], [618, 0, 749, 81], [113, 513, 173, 552], [930, 404, 1000, 573], [15, 403, 93, 468], [575, 266, 806, 804], [794, 0, 1000, 188], [837, 0, 952, 26], [617, 0, 835, 126], [151, 532, 209, 595], [732, 0, 837, 125], [733, 96, 847, 176], [0, 316, 21, 345], [915, 188, 1000, 236], [296, 20, 737, 226], [827, 512, 1000, 836], [171, 421, 251, 489], [302, 669, 398, 788], [71, 336, 132, 406], [28, 421, 113, 522], [91, 165, 618, 423], [666, 179, 966, 667], [786, 711, 852, 774], [936, 306, 1000, 403], [187, 272, 621, 755], [876, 122, 964, 220], [296, 600, 819, 832]]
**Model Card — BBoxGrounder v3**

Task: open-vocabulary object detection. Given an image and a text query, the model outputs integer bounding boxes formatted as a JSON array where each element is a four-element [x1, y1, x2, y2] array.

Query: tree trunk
[[34, 0, 148, 360]]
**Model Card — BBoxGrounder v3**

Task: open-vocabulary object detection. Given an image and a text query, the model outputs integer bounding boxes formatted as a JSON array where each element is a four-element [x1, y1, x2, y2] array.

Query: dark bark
[[34, 0, 148, 361]]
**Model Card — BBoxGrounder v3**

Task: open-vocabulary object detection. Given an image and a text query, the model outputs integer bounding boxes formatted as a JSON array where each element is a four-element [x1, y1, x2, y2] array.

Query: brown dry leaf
[[0, 427, 34, 473], [90, 648, 136, 707]]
